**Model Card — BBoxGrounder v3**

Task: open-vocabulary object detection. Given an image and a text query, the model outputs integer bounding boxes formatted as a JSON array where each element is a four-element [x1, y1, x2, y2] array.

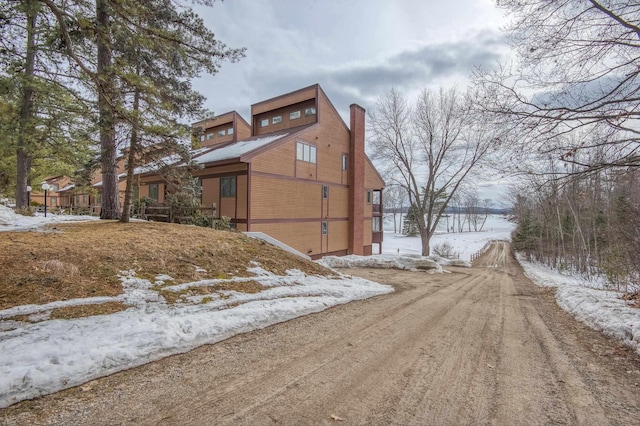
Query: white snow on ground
[[323, 215, 514, 271], [382, 214, 514, 260], [0, 204, 99, 231], [0, 210, 392, 408], [518, 256, 640, 355], [320, 253, 470, 272]]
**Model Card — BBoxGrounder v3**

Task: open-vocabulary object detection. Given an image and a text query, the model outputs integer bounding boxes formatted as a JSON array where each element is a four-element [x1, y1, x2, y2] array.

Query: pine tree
[[0, 1, 93, 206], [402, 204, 420, 236]]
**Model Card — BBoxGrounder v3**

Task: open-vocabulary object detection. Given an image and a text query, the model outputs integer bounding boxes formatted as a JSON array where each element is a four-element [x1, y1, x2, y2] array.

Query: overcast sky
[[193, 0, 513, 204]]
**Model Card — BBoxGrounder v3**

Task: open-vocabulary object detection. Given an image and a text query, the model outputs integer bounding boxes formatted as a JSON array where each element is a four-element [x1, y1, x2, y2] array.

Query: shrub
[[15, 206, 34, 216], [433, 241, 459, 259]]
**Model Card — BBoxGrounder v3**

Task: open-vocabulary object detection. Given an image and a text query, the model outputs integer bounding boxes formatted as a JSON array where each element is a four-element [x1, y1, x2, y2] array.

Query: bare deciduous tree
[[475, 0, 640, 176], [369, 87, 495, 255], [381, 183, 408, 233]]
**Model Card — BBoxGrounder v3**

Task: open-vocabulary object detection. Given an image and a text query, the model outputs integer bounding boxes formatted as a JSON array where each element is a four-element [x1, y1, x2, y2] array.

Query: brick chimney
[[349, 104, 366, 255]]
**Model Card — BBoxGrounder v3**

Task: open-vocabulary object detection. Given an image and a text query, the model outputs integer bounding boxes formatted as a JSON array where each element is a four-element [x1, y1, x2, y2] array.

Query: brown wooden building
[[137, 84, 384, 258]]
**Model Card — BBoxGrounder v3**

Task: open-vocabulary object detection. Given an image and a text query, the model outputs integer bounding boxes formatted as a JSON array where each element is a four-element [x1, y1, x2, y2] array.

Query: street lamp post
[[41, 183, 50, 217], [26, 186, 31, 207]]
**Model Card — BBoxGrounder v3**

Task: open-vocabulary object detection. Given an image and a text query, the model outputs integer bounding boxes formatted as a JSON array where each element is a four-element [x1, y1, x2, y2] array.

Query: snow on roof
[[58, 184, 75, 192], [193, 132, 289, 165]]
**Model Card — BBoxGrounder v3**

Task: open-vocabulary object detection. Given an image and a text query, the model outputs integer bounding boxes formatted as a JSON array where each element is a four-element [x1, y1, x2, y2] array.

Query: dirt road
[[3, 242, 640, 425]]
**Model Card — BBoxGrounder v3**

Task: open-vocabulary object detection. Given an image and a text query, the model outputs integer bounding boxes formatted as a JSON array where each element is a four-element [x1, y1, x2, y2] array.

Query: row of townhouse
[[34, 84, 385, 258]]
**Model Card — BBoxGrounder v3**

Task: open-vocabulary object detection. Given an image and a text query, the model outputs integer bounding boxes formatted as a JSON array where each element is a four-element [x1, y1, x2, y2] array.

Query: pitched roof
[[193, 128, 297, 165]]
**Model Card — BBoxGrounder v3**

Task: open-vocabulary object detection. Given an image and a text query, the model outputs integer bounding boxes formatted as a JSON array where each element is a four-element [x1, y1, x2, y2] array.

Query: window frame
[[290, 110, 301, 120], [321, 221, 328, 235], [149, 183, 159, 201], [272, 115, 283, 125], [366, 190, 372, 204], [372, 216, 381, 232], [217, 129, 226, 137], [221, 176, 236, 198], [342, 154, 348, 170], [296, 141, 317, 164], [260, 118, 269, 127], [305, 106, 316, 116], [227, 127, 234, 135], [322, 184, 329, 199]]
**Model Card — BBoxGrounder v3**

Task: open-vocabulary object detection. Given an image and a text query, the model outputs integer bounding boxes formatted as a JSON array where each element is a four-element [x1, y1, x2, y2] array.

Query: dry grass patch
[[160, 280, 266, 305], [49, 302, 129, 320], [0, 221, 331, 311]]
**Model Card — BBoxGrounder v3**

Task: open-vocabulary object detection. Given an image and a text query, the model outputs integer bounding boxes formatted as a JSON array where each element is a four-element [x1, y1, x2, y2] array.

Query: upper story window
[[260, 118, 269, 127], [366, 190, 372, 204], [200, 135, 205, 142], [221, 176, 236, 197], [290, 110, 301, 120], [296, 142, 317, 164], [305, 106, 316, 116], [218, 129, 226, 136], [272, 115, 283, 124], [342, 154, 348, 170], [322, 185, 329, 199], [207, 133, 214, 140], [228, 127, 234, 135]]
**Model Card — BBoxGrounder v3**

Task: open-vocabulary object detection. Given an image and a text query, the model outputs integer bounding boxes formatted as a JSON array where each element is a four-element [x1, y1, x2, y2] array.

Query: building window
[[207, 133, 214, 140], [82, 194, 87, 204], [322, 185, 329, 199], [272, 115, 282, 124], [228, 127, 234, 135], [290, 110, 301, 120], [296, 142, 317, 164], [218, 129, 226, 136], [305, 106, 316, 116], [260, 118, 269, 127], [50, 196, 57, 206], [221, 176, 236, 197], [342, 154, 348, 170], [200, 135, 205, 142], [149, 183, 159, 201], [321, 221, 328, 235], [366, 190, 372, 204], [372, 217, 381, 232]]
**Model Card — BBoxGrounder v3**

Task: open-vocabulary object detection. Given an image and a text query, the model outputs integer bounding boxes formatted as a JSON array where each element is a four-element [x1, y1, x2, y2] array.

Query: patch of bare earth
[[0, 221, 331, 317]]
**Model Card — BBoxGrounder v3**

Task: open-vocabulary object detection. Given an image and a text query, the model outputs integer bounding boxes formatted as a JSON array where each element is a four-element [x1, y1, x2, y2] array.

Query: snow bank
[[518, 255, 640, 355], [320, 253, 471, 272], [0, 267, 392, 408]]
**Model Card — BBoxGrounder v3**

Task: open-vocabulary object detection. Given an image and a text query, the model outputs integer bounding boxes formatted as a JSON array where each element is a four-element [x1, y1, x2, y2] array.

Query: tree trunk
[[120, 83, 140, 223], [96, 0, 120, 219], [420, 227, 430, 256], [16, 1, 37, 209]]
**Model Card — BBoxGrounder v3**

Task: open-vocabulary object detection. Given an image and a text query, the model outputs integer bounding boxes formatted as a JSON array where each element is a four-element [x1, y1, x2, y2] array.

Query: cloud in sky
[[193, 0, 511, 121]]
